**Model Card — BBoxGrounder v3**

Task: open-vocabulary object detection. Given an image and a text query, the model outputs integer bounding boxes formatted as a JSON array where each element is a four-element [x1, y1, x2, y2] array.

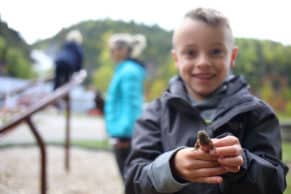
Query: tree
[[93, 32, 114, 93], [5, 47, 34, 78]]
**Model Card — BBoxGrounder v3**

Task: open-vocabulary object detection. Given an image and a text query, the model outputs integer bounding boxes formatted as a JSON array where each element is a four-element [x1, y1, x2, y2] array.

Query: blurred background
[[0, 0, 290, 193], [1, 0, 291, 109]]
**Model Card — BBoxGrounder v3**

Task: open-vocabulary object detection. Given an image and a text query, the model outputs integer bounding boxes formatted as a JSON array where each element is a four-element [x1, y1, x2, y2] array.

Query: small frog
[[194, 130, 215, 152]]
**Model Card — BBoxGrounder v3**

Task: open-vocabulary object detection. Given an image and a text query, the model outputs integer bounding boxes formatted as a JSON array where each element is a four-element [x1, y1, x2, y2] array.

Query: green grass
[[71, 139, 111, 150], [0, 139, 111, 150], [279, 115, 291, 123], [285, 173, 291, 194], [283, 142, 291, 194], [283, 143, 291, 163], [281, 115, 291, 194]]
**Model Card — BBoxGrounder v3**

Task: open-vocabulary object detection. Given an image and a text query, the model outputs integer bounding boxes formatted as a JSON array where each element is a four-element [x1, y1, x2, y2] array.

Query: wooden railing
[[0, 70, 87, 194]]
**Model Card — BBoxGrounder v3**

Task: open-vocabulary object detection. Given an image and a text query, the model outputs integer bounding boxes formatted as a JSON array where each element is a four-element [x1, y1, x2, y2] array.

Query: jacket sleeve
[[124, 100, 188, 194], [221, 102, 288, 194]]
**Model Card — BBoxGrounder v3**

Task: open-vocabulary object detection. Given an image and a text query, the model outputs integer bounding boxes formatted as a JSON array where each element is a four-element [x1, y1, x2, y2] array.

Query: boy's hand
[[212, 135, 244, 173], [173, 147, 225, 184]]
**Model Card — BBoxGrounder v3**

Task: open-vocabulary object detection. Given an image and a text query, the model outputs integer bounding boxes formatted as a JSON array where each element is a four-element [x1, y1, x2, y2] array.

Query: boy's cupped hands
[[173, 135, 243, 184]]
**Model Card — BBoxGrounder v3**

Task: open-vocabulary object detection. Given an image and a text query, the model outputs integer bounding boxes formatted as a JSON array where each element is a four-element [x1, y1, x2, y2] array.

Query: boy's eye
[[188, 50, 195, 56], [183, 49, 197, 58], [210, 48, 224, 56]]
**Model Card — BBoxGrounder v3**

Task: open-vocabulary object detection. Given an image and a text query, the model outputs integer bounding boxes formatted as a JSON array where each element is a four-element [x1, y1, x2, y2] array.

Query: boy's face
[[172, 19, 238, 100]]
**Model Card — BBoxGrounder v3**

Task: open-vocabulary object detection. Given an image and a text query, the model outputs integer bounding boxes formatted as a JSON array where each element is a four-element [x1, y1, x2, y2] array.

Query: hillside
[[33, 19, 172, 80], [0, 17, 33, 78]]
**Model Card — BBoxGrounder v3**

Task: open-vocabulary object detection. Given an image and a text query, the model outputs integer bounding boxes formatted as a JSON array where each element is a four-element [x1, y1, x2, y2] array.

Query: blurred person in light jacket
[[105, 33, 147, 180]]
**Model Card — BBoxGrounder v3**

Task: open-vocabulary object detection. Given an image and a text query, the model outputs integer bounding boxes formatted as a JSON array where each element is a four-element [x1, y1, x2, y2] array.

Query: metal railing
[[0, 70, 87, 194]]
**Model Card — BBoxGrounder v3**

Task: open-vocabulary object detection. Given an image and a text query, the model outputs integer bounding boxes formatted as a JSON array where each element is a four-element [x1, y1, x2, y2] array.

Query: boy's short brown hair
[[185, 8, 230, 28], [185, 7, 234, 45]]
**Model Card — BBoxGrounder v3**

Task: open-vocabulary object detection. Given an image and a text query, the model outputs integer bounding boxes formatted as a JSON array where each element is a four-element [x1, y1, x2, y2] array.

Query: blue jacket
[[105, 59, 146, 138]]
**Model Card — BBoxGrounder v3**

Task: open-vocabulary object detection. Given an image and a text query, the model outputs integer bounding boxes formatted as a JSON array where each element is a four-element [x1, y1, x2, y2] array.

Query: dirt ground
[[0, 146, 123, 194]]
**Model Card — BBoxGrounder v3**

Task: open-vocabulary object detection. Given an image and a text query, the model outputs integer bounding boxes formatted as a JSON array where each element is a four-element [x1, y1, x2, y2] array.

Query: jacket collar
[[163, 75, 253, 114], [115, 58, 146, 72]]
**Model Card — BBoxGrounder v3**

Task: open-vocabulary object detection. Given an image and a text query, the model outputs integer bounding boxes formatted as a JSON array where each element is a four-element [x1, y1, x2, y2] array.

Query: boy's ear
[[230, 47, 239, 68], [171, 49, 179, 68]]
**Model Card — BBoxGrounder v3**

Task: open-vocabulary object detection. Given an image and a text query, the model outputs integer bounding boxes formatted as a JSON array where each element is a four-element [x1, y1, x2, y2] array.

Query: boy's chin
[[185, 84, 219, 100], [187, 89, 213, 101]]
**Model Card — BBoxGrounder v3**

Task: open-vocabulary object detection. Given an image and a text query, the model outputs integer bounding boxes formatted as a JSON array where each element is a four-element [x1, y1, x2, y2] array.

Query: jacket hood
[[163, 75, 254, 114]]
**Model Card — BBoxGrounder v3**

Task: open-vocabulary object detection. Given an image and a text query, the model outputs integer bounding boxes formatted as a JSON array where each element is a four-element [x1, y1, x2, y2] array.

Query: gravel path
[[0, 147, 123, 194]]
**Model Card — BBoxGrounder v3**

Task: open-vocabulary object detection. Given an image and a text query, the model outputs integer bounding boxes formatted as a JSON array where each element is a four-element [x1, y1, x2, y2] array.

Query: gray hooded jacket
[[125, 75, 288, 194]]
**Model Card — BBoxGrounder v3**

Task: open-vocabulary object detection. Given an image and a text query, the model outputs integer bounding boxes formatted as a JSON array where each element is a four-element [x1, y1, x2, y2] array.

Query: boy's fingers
[[191, 166, 226, 178], [211, 138, 220, 144], [218, 155, 244, 167], [213, 136, 239, 147], [192, 176, 223, 184], [222, 165, 241, 173], [215, 145, 242, 157], [191, 148, 218, 161], [189, 160, 221, 169]]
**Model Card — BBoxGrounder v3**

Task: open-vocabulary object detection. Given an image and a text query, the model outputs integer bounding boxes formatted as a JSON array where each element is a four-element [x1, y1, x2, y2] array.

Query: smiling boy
[[172, 10, 237, 101], [124, 7, 288, 194]]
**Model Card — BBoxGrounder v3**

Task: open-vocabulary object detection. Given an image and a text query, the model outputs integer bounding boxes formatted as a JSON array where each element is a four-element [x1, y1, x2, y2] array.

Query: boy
[[124, 7, 288, 194]]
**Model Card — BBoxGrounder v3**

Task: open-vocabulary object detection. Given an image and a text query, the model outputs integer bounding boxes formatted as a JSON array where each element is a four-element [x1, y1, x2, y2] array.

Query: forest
[[2, 18, 291, 115], [0, 17, 33, 78]]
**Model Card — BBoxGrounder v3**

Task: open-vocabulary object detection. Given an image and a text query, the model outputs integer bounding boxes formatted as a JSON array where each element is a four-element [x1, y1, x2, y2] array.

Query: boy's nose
[[196, 54, 211, 68]]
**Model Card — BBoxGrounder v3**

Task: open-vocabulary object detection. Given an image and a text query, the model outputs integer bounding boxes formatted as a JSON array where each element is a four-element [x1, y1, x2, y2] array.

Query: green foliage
[[5, 47, 34, 78], [285, 102, 291, 116], [146, 55, 177, 100], [146, 78, 167, 100], [0, 36, 6, 60], [260, 80, 273, 101], [234, 39, 291, 114], [0, 18, 33, 78], [93, 63, 114, 93], [93, 32, 114, 92]]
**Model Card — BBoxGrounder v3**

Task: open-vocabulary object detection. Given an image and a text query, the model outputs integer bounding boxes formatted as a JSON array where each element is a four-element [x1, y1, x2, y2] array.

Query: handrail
[[0, 70, 87, 194]]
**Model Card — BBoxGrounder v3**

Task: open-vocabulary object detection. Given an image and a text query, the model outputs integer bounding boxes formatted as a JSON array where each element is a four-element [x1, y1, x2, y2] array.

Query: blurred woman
[[105, 33, 147, 179]]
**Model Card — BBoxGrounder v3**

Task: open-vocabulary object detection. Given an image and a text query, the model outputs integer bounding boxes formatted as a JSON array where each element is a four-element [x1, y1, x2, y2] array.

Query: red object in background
[[87, 108, 103, 116]]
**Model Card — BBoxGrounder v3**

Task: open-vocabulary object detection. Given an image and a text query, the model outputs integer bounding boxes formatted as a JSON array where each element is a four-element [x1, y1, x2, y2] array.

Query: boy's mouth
[[192, 73, 215, 80]]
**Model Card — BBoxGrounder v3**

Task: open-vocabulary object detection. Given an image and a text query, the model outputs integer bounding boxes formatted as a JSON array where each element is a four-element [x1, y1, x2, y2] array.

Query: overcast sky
[[1, 0, 291, 45]]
